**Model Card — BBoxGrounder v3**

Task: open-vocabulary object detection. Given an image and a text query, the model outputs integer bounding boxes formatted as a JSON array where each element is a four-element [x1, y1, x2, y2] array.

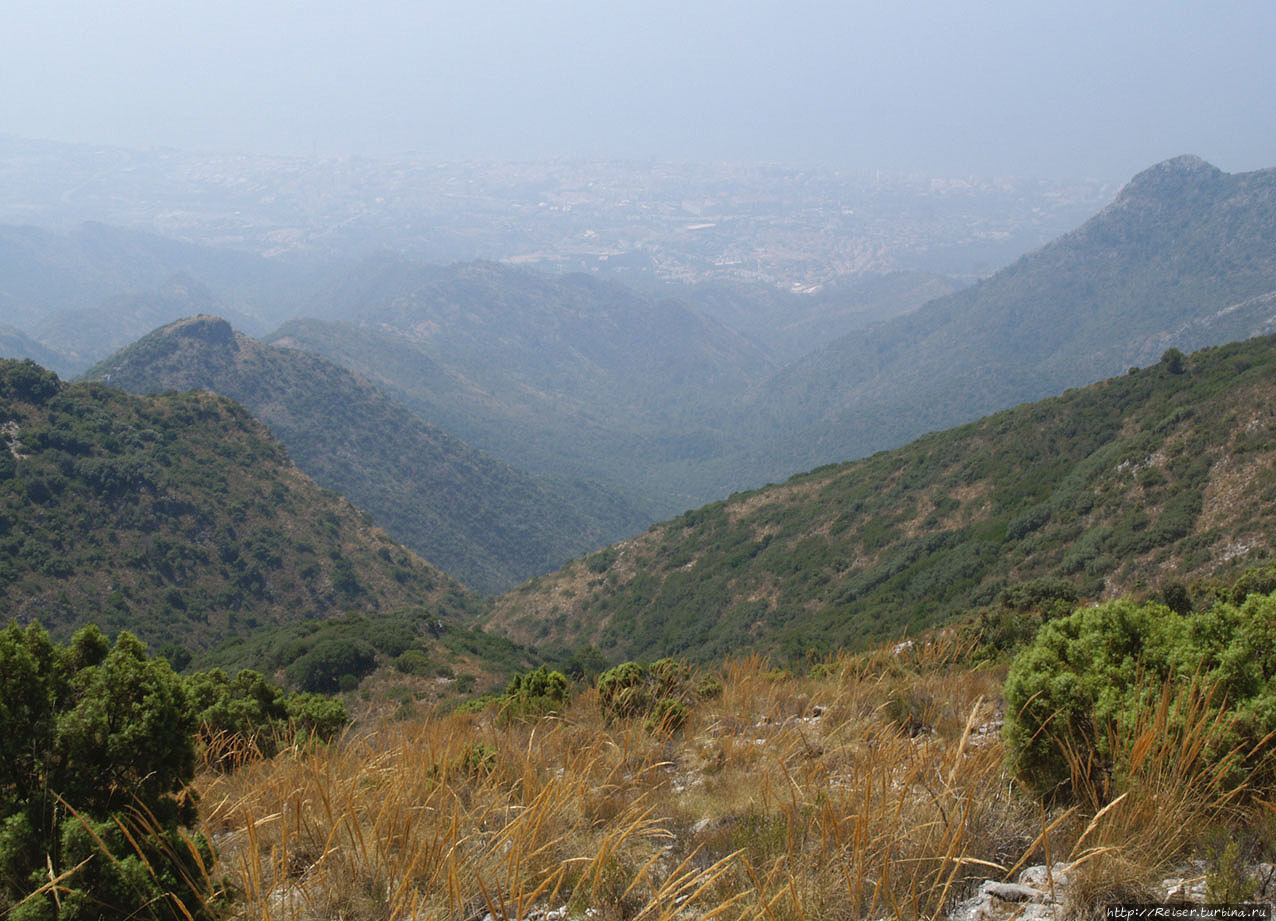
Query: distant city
[[0, 135, 1115, 290]]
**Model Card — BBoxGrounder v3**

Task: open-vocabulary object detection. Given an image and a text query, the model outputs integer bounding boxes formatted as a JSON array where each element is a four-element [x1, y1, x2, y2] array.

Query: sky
[[4, 0, 1275, 181]]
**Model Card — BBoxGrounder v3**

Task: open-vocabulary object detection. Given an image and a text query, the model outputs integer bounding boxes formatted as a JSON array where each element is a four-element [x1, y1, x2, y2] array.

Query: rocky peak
[[1114, 154, 1224, 205], [165, 314, 235, 347]]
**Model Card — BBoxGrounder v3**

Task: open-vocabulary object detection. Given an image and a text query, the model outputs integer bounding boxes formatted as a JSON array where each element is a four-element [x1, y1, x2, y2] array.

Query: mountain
[[84, 316, 647, 594], [0, 358, 476, 651], [268, 158, 1276, 511], [486, 334, 1276, 663], [740, 156, 1276, 480], [268, 258, 777, 515], [0, 324, 62, 371], [0, 222, 308, 372]]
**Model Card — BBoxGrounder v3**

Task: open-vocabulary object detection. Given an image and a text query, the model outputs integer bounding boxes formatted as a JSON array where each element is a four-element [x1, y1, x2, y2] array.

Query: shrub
[[184, 666, 349, 768], [285, 638, 377, 692], [644, 698, 690, 737], [1003, 592, 1276, 799], [0, 622, 217, 920], [393, 648, 433, 675], [500, 665, 570, 722], [596, 658, 702, 733]]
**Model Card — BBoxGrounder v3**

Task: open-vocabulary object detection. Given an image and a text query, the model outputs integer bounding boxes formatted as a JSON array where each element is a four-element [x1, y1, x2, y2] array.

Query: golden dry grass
[[193, 639, 1268, 921]]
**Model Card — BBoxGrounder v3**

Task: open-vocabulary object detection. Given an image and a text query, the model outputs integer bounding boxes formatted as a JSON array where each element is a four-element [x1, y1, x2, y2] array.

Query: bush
[[184, 667, 349, 768], [596, 658, 701, 733], [500, 665, 570, 722], [394, 648, 433, 675], [285, 638, 377, 692], [0, 622, 217, 920], [1003, 592, 1276, 799], [644, 698, 690, 737]]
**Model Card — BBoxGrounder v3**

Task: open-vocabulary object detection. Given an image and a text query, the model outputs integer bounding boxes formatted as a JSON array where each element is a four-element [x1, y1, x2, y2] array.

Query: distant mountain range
[[7, 155, 1276, 542], [267, 259, 778, 514], [487, 334, 1276, 663], [0, 357, 473, 651], [0, 222, 308, 373], [736, 156, 1276, 479], [252, 157, 1276, 513], [84, 316, 646, 593]]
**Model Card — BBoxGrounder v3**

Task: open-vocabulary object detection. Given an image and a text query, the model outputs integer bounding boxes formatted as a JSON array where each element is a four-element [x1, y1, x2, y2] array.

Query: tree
[[0, 622, 216, 920]]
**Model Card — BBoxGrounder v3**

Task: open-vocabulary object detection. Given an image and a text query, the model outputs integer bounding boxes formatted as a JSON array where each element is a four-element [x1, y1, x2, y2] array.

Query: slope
[[741, 156, 1276, 479], [84, 316, 647, 594], [0, 358, 475, 651], [0, 221, 308, 372], [487, 334, 1276, 663], [268, 258, 776, 515]]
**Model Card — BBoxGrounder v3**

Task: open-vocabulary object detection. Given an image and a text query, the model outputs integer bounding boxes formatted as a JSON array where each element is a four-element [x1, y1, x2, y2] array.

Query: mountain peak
[[1115, 155, 1223, 203], [164, 314, 235, 346]]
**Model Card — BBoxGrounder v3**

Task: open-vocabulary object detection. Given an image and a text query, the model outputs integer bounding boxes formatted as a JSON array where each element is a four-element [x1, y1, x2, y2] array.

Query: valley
[[3, 149, 1276, 921]]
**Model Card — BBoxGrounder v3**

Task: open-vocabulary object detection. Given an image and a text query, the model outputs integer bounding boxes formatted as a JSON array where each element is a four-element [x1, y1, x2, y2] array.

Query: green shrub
[[458, 742, 497, 777], [644, 698, 690, 737], [184, 667, 349, 767], [499, 665, 570, 722], [285, 638, 377, 692], [393, 648, 433, 675], [0, 622, 217, 920], [1003, 592, 1276, 799], [596, 658, 702, 733], [284, 691, 349, 741]]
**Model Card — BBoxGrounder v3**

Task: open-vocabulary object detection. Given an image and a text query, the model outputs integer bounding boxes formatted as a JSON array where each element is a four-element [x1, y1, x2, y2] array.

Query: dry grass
[[192, 639, 1269, 921]]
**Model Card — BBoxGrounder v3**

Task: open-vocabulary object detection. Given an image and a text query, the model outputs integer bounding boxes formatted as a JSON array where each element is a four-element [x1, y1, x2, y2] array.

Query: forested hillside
[[488, 335, 1276, 662], [740, 156, 1276, 479], [85, 315, 646, 593], [0, 358, 474, 650], [268, 259, 775, 514]]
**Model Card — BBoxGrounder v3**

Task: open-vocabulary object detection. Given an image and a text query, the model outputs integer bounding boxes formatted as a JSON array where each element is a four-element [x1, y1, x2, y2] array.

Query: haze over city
[[4, 0, 1276, 179]]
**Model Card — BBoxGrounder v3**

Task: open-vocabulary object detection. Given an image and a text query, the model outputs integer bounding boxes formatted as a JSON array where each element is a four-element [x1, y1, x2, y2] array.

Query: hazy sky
[[4, 0, 1274, 180]]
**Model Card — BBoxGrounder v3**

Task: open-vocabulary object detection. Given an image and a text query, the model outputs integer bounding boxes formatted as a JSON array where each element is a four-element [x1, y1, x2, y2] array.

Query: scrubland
[[195, 638, 1273, 921]]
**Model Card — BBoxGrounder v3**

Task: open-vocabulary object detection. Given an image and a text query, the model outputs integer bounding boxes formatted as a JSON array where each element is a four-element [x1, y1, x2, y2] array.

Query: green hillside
[[0, 358, 475, 651], [741, 156, 1276, 479], [487, 335, 1276, 663], [264, 159, 1276, 512], [268, 259, 775, 515], [84, 316, 647, 593]]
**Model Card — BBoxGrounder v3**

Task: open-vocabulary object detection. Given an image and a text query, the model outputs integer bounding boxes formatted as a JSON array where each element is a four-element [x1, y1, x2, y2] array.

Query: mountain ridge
[[84, 316, 647, 593], [0, 357, 478, 651], [736, 156, 1276, 482], [487, 333, 1276, 663]]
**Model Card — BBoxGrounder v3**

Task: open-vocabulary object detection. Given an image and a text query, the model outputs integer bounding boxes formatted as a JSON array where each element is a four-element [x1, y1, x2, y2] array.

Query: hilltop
[[0, 222, 305, 373], [0, 358, 476, 651], [740, 156, 1276, 480], [488, 334, 1276, 662], [84, 316, 646, 593]]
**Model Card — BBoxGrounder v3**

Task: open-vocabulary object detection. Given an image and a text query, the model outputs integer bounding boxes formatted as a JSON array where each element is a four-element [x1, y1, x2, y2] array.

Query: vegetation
[[489, 334, 1276, 662], [743, 156, 1276, 481], [0, 358, 470, 650], [265, 259, 776, 517], [498, 665, 570, 722], [84, 316, 647, 593], [190, 608, 540, 715], [1004, 591, 1276, 799], [595, 657, 709, 735], [183, 667, 348, 769], [192, 628, 1276, 920], [0, 622, 216, 920]]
